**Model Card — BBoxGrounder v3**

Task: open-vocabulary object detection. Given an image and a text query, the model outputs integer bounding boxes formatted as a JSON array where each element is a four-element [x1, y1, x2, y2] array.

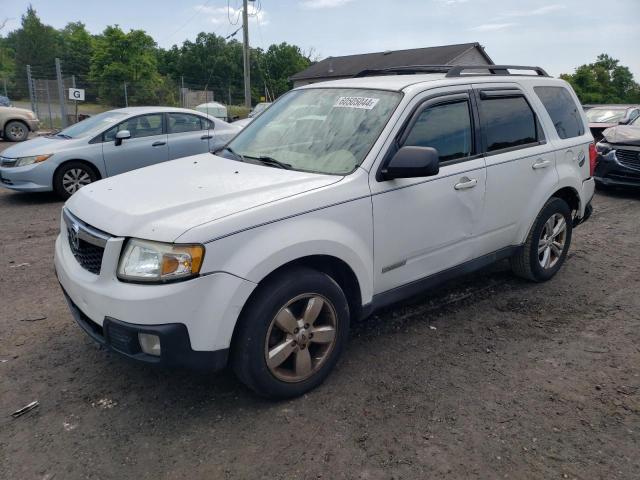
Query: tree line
[[0, 6, 312, 106]]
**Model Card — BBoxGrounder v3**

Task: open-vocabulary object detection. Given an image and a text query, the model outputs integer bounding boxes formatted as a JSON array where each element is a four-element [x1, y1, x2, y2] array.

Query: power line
[[162, 0, 214, 45]]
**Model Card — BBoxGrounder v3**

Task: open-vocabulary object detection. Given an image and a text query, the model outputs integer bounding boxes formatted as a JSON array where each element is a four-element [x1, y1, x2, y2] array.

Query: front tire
[[4, 120, 29, 142], [510, 197, 573, 282], [53, 162, 98, 199], [232, 267, 350, 399]]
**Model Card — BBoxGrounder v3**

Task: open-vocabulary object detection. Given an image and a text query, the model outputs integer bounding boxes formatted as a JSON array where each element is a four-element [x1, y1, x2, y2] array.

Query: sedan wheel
[[265, 294, 338, 383], [62, 168, 93, 195]]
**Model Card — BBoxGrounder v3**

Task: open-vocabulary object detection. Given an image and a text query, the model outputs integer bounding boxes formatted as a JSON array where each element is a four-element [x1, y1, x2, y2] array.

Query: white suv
[[54, 65, 596, 398]]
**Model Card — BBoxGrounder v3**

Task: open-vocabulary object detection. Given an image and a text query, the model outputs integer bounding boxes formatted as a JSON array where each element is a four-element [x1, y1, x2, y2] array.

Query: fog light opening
[[138, 333, 161, 356]]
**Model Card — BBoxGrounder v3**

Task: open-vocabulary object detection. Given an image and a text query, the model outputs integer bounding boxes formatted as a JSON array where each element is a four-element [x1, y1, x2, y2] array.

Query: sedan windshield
[[225, 88, 402, 175], [586, 108, 627, 124], [56, 111, 128, 138]]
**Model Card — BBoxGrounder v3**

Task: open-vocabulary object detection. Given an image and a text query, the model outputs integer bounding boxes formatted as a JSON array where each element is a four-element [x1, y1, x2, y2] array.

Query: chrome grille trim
[[62, 208, 112, 248]]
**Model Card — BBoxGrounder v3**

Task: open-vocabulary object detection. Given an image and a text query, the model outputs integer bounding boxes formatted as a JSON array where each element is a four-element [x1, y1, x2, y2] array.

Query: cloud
[[434, 0, 470, 4], [300, 0, 355, 9], [197, 3, 268, 26], [504, 4, 566, 17], [470, 22, 517, 32]]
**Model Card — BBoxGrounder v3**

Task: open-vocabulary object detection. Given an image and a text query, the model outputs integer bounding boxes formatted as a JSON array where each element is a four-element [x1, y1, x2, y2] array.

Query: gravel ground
[[1, 140, 639, 479]]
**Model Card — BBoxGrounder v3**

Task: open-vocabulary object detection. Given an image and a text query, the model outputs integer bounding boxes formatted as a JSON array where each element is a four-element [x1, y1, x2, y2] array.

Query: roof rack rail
[[353, 64, 549, 78], [354, 65, 453, 77], [445, 65, 549, 77]]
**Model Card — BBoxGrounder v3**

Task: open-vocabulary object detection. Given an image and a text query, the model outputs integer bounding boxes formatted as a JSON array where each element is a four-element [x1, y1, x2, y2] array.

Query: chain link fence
[[2, 59, 256, 132]]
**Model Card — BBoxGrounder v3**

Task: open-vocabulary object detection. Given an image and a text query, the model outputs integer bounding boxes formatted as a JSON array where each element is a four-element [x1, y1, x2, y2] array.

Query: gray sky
[[3, 0, 640, 78]]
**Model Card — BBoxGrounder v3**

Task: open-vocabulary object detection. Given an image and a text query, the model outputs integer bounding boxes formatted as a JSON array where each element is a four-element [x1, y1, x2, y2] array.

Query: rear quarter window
[[534, 86, 585, 139]]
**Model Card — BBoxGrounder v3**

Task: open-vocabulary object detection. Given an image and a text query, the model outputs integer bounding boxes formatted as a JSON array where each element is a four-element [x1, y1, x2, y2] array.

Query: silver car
[[0, 107, 241, 198]]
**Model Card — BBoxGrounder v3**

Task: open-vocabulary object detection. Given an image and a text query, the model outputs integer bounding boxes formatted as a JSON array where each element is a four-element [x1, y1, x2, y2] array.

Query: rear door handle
[[454, 177, 478, 190], [152, 141, 166, 147], [532, 159, 551, 169], [201, 134, 213, 140]]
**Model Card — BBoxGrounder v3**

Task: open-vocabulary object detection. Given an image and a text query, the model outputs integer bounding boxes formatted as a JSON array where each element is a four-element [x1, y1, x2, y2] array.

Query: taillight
[[588, 143, 597, 177]]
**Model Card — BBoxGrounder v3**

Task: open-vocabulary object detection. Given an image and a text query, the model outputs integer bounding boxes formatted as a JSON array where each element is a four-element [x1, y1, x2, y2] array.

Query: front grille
[[68, 235, 105, 274], [63, 209, 111, 275], [616, 149, 640, 168], [0, 156, 16, 167]]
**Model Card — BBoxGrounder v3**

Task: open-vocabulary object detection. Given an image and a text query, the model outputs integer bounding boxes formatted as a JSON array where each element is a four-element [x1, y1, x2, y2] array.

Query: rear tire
[[510, 197, 573, 282], [232, 267, 350, 399], [4, 120, 29, 142], [53, 161, 98, 200]]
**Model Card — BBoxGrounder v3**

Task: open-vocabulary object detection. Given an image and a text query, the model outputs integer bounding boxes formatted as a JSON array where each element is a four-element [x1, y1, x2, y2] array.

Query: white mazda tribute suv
[[55, 65, 596, 398]]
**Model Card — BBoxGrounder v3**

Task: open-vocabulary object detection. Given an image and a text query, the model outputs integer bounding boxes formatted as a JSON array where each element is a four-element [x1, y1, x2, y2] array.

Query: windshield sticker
[[334, 96, 380, 110]]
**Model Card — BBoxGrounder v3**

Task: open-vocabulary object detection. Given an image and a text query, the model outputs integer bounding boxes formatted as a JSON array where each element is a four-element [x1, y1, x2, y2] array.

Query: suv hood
[[602, 125, 640, 146], [66, 153, 342, 242], [0, 135, 83, 158]]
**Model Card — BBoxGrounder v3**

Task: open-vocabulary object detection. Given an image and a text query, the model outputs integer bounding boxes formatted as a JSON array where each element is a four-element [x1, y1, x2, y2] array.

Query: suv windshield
[[225, 88, 402, 175], [586, 108, 627, 124], [56, 111, 128, 138]]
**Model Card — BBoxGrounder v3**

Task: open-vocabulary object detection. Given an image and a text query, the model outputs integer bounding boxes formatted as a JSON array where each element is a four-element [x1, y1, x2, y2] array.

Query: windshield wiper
[[246, 155, 292, 170], [214, 146, 246, 162], [55, 133, 72, 139]]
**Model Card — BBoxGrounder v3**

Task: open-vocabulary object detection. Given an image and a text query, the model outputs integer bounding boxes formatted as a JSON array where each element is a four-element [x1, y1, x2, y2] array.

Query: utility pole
[[26, 65, 36, 114], [123, 82, 128, 107], [55, 58, 68, 128], [72, 75, 78, 123], [2, 77, 7, 97], [181, 76, 185, 107], [242, 0, 251, 108]]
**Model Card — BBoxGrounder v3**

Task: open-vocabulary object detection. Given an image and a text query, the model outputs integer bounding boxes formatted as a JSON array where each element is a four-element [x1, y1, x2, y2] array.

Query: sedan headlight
[[13, 154, 53, 167], [117, 239, 205, 283]]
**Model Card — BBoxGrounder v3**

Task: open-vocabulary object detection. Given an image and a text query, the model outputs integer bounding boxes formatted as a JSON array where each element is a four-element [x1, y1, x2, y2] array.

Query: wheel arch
[[53, 159, 103, 182]]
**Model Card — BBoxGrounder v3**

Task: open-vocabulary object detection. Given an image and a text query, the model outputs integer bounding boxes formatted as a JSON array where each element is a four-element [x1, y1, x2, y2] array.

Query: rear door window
[[479, 95, 539, 153], [534, 86, 584, 139], [168, 113, 204, 134]]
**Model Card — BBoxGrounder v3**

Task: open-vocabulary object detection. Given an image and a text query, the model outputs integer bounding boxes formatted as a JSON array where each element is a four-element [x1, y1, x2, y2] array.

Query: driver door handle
[[152, 141, 166, 147], [532, 159, 551, 169], [201, 134, 213, 140], [454, 177, 478, 190]]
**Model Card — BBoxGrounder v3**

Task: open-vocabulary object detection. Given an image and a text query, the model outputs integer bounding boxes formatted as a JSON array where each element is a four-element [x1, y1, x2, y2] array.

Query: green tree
[[11, 6, 60, 73], [90, 25, 174, 106], [59, 22, 94, 80], [262, 42, 311, 98], [561, 54, 640, 104]]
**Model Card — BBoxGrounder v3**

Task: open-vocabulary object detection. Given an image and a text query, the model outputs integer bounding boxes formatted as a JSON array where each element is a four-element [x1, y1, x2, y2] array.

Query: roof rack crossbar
[[353, 64, 549, 78], [445, 65, 549, 77]]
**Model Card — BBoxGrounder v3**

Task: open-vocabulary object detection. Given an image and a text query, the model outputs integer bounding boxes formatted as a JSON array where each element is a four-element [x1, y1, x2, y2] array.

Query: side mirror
[[381, 146, 440, 180], [114, 130, 131, 146]]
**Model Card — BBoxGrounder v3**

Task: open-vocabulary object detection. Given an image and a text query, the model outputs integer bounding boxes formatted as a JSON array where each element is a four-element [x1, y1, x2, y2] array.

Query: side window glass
[[403, 100, 473, 162], [104, 114, 164, 141], [480, 96, 538, 152], [169, 113, 204, 134], [534, 86, 584, 139]]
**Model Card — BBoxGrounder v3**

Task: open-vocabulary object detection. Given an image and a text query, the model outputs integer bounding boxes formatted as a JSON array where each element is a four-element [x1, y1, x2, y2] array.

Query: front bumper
[[594, 151, 640, 188], [54, 226, 257, 369], [61, 286, 228, 370], [0, 162, 54, 192]]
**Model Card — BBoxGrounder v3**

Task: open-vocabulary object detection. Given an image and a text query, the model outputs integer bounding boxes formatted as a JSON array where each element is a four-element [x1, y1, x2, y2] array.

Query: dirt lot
[[0, 140, 638, 479]]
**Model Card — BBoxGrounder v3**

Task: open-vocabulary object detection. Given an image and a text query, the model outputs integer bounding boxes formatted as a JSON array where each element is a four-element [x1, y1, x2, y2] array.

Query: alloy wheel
[[265, 294, 338, 383], [62, 168, 92, 195], [538, 213, 567, 269]]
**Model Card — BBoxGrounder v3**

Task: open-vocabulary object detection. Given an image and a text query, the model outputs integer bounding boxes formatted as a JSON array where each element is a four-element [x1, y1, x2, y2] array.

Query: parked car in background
[[0, 106, 240, 198], [54, 65, 595, 398], [0, 95, 11, 107], [248, 102, 272, 118], [195, 102, 228, 121], [594, 115, 640, 189], [0, 105, 40, 142], [586, 105, 640, 142]]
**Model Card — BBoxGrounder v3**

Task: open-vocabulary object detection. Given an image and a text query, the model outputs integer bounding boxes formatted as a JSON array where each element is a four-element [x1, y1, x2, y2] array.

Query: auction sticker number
[[334, 96, 380, 110]]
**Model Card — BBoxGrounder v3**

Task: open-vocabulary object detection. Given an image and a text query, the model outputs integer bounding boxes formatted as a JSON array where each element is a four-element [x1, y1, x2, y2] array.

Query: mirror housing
[[115, 130, 131, 146], [381, 146, 440, 180]]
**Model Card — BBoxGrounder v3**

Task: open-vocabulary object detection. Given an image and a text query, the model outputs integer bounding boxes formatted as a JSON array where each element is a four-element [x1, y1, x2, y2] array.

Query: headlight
[[117, 239, 205, 283], [13, 154, 53, 167], [595, 142, 612, 155]]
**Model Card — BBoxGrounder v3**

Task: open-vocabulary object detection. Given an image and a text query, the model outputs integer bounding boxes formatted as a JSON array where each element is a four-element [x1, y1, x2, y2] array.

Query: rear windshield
[[586, 108, 627, 124]]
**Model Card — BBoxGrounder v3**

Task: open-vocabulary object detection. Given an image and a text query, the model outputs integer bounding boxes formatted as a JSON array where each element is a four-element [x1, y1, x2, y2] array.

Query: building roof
[[290, 42, 493, 82]]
